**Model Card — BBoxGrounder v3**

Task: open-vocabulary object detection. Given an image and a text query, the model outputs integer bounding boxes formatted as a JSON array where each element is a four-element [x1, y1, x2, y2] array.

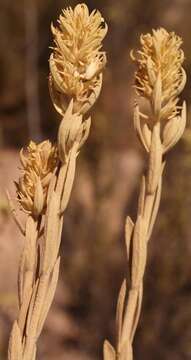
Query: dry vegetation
[[1, 1, 191, 360], [103, 27, 186, 360], [8, 5, 107, 360]]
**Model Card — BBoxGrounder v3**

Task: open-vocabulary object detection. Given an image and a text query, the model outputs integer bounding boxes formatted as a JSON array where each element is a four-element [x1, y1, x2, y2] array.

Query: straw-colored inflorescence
[[16, 141, 58, 216], [49, 3, 107, 116], [103, 28, 186, 360], [8, 4, 107, 360], [131, 28, 186, 122]]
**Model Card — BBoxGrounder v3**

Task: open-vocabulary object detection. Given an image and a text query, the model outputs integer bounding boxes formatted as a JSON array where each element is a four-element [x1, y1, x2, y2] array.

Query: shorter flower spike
[[131, 28, 186, 122], [16, 141, 58, 216], [131, 28, 187, 153]]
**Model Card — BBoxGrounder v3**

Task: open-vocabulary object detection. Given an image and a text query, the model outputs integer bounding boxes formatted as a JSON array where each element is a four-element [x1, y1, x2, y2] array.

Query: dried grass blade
[[37, 257, 60, 337], [25, 216, 38, 272], [27, 274, 49, 337], [47, 170, 57, 205], [142, 123, 151, 150], [43, 191, 61, 272], [55, 163, 68, 198], [131, 216, 147, 289], [134, 106, 149, 152], [78, 117, 91, 149], [25, 279, 39, 337], [18, 251, 25, 306], [137, 176, 146, 217], [116, 280, 127, 349], [103, 340, 116, 360], [18, 270, 33, 333], [119, 341, 133, 360], [8, 321, 23, 360], [125, 217, 134, 261], [60, 145, 77, 213], [147, 124, 162, 194], [147, 162, 165, 241], [130, 282, 143, 342], [6, 191, 25, 236]]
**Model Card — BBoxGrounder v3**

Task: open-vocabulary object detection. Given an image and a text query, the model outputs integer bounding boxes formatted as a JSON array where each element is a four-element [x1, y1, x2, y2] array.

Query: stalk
[[8, 4, 107, 359], [103, 28, 187, 360]]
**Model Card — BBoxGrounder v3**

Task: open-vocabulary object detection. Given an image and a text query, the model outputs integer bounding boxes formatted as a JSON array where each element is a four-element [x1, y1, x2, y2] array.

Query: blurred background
[[1, 0, 191, 359]]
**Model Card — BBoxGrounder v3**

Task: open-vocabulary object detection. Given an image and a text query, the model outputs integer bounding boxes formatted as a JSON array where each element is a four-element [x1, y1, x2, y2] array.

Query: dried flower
[[131, 28, 186, 120], [16, 141, 58, 216], [49, 3, 107, 116], [103, 28, 187, 360]]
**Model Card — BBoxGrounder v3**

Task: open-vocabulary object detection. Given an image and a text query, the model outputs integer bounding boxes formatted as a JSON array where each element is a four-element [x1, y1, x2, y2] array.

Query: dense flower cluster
[[131, 28, 186, 120], [49, 3, 107, 115], [16, 141, 58, 216]]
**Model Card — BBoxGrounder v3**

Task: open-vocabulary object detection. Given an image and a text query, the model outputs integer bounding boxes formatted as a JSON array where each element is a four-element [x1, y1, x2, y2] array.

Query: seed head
[[16, 141, 58, 216], [131, 28, 186, 120], [49, 3, 107, 116]]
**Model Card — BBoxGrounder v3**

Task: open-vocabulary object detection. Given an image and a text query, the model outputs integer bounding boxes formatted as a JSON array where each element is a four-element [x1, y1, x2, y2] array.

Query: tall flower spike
[[16, 140, 58, 217], [49, 3, 108, 116], [8, 4, 106, 360]]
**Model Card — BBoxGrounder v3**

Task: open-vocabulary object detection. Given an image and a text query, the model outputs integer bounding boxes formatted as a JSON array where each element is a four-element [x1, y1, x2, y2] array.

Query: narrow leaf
[[103, 340, 116, 360], [37, 257, 60, 337], [125, 217, 134, 261], [8, 321, 23, 360], [116, 280, 127, 348]]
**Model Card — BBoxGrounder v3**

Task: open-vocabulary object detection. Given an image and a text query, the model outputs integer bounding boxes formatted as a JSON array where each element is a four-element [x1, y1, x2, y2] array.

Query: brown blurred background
[[1, 0, 191, 359]]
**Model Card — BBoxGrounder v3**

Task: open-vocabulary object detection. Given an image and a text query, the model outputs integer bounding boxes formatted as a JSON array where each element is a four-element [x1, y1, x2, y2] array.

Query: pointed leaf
[[103, 340, 116, 360]]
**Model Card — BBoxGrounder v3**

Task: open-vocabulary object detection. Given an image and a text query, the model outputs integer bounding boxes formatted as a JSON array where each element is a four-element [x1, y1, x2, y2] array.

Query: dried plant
[[8, 3, 107, 360], [103, 28, 186, 360], [49, 3, 107, 116], [15, 141, 58, 216]]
